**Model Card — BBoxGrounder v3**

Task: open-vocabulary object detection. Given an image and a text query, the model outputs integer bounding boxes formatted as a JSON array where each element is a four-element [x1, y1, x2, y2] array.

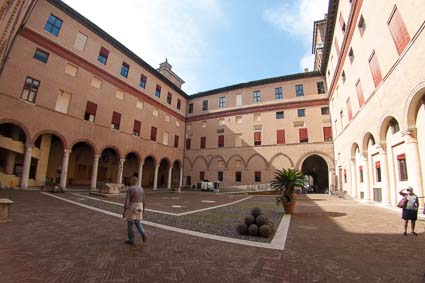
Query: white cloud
[[263, 0, 328, 71], [63, 0, 225, 93]]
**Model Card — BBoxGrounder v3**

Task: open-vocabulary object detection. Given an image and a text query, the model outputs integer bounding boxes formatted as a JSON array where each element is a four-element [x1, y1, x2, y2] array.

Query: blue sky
[[63, 0, 329, 94]]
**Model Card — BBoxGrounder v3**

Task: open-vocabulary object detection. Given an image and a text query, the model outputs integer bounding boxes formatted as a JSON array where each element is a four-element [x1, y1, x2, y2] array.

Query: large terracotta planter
[[282, 201, 296, 214]]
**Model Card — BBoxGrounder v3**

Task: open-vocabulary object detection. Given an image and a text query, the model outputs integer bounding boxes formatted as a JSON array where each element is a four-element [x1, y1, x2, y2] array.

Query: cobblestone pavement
[[0, 190, 424, 282]]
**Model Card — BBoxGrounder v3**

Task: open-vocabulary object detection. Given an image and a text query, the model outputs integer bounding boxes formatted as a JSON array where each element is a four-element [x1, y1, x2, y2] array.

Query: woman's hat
[[406, 186, 413, 192]]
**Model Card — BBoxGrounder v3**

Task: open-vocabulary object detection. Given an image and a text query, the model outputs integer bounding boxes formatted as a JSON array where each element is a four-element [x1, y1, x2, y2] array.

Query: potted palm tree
[[270, 168, 305, 214]]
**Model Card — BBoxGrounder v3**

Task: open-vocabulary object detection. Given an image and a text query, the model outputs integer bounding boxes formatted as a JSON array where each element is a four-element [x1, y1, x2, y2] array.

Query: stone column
[[167, 166, 173, 189], [153, 164, 160, 190], [361, 155, 371, 201], [91, 155, 100, 191], [377, 147, 391, 205], [404, 134, 424, 202], [179, 166, 183, 188], [5, 151, 16, 174], [117, 158, 125, 184], [59, 149, 71, 189], [35, 134, 52, 183], [20, 145, 32, 189], [328, 169, 335, 195], [350, 158, 357, 199], [137, 162, 143, 187]]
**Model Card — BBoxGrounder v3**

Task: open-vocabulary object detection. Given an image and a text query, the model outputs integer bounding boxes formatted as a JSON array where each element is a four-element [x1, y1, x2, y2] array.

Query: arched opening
[[301, 155, 329, 193], [0, 123, 28, 187], [158, 158, 170, 189], [171, 160, 181, 188], [142, 156, 156, 188], [68, 142, 94, 187], [33, 134, 65, 186], [123, 152, 139, 185], [98, 148, 119, 183]]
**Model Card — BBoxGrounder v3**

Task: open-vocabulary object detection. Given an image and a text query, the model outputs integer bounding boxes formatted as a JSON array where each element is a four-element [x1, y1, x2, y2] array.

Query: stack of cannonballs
[[237, 207, 274, 238]]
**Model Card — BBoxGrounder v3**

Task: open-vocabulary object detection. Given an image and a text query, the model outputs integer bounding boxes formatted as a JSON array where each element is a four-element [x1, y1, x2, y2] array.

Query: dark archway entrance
[[301, 155, 329, 193], [142, 156, 156, 188], [98, 148, 119, 183], [69, 142, 94, 187]]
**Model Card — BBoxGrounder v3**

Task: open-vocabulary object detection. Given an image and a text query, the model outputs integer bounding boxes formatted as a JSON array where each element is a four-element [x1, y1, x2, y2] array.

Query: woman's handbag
[[397, 197, 407, 208]]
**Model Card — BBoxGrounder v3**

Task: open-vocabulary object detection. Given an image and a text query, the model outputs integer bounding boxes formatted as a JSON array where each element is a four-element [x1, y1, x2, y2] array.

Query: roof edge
[[320, 0, 339, 75]]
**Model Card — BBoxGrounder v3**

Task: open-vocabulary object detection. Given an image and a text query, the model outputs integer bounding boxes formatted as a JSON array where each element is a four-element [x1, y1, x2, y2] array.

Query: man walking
[[123, 176, 147, 245]]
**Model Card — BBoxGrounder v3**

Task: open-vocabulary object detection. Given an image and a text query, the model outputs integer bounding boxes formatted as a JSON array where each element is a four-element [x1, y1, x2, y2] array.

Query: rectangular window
[[163, 131, 169, 145], [356, 79, 365, 107], [65, 63, 78, 77], [397, 154, 408, 181], [44, 14, 63, 36], [186, 138, 191, 150], [339, 12, 346, 32], [74, 32, 88, 51], [200, 171, 205, 181], [97, 47, 109, 65], [235, 171, 241, 182], [115, 89, 124, 100], [375, 161, 382, 182], [334, 39, 340, 57], [344, 169, 347, 183], [150, 127, 157, 141], [84, 101, 97, 122], [177, 99, 181, 110], [299, 128, 308, 143], [188, 103, 193, 113], [317, 82, 325, 94], [200, 137, 206, 149], [219, 96, 226, 108], [120, 62, 129, 78], [155, 85, 161, 98], [323, 127, 332, 142], [347, 98, 353, 121], [21, 77, 40, 103], [91, 77, 102, 89], [275, 87, 283, 99], [321, 107, 329, 115], [295, 84, 304, 96], [276, 111, 284, 119], [253, 91, 261, 103], [218, 171, 223, 182], [174, 135, 179, 148], [201, 121, 207, 128], [254, 132, 261, 146], [297, 109, 305, 117], [202, 100, 208, 111], [388, 6, 410, 55], [369, 51, 382, 87], [277, 129, 285, 144], [186, 176, 192, 186], [33, 49, 49, 63], [133, 120, 141, 136], [358, 15, 366, 35], [136, 100, 144, 109], [236, 116, 242, 124], [236, 94, 242, 106], [218, 135, 224, 148], [349, 48, 355, 63], [166, 92, 172, 104], [111, 111, 121, 130], [54, 90, 71, 114], [255, 171, 261, 182], [359, 166, 364, 183], [176, 120, 180, 128], [139, 74, 147, 89]]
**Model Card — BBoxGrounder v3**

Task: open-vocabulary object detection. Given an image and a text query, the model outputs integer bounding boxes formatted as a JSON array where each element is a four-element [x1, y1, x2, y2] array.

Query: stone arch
[[124, 151, 142, 162], [184, 156, 193, 168], [192, 155, 209, 169], [295, 151, 334, 171], [246, 153, 269, 169], [361, 132, 376, 156], [405, 81, 425, 129], [378, 116, 400, 146], [31, 129, 69, 149], [301, 154, 329, 193], [0, 118, 30, 144], [144, 155, 157, 165], [98, 145, 122, 160], [207, 154, 226, 169], [351, 143, 360, 158], [69, 138, 97, 155], [270, 153, 295, 168], [225, 154, 247, 168]]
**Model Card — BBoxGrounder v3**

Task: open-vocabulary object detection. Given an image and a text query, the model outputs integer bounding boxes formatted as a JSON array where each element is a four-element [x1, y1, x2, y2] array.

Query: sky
[[62, 0, 329, 95]]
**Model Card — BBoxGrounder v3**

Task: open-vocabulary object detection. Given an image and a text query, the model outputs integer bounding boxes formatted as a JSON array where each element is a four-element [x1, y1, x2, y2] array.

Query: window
[[236, 116, 242, 124], [388, 6, 410, 55], [202, 100, 208, 111], [219, 96, 226, 108], [254, 132, 261, 146], [133, 120, 141, 136], [369, 51, 382, 87], [74, 32, 87, 51], [54, 90, 71, 114], [200, 171, 205, 181], [334, 39, 340, 57], [390, 119, 400, 134], [200, 137, 206, 149], [359, 166, 364, 183], [375, 161, 381, 182], [165, 92, 172, 104], [342, 71, 346, 83], [355, 79, 365, 107], [295, 84, 304, 96], [84, 101, 97, 122], [91, 77, 102, 89], [297, 109, 305, 117], [139, 75, 147, 89], [65, 63, 78, 77], [136, 100, 144, 109], [97, 47, 109, 65], [174, 135, 179, 148], [188, 103, 193, 113], [358, 15, 366, 35], [254, 113, 261, 122], [176, 121, 180, 128], [397, 154, 408, 181], [347, 98, 353, 120], [218, 171, 223, 182], [235, 171, 241, 182], [150, 127, 157, 141], [236, 94, 242, 106], [21, 77, 40, 103], [33, 49, 49, 63], [186, 176, 192, 186], [177, 99, 181, 110], [218, 135, 224, 148], [155, 85, 161, 98], [349, 48, 355, 63], [299, 128, 308, 143], [275, 87, 283, 99], [339, 12, 346, 32], [276, 111, 284, 119], [120, 62, 129, 78], [186, 138, 191, 150], [317, 82, 325, 94], [218, 118, 225, 126], [111, 111, 121, 130], [321, 107, 329, 115], [217, 160, 224, 168], [277, 130, 285, 144], [323, 127, 332, 142], [115, 89, 124, 100], [253, 91, 261, 103], [44, 14, 62, 36], [255, 171, 261, 182], [165, 115, 170, 122], [153, 109, 159, 117], [344, 169, 347, 183]]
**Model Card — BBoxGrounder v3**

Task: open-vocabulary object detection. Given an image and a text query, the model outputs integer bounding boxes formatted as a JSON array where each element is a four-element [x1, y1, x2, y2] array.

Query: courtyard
[[1, 189, 424, 282]]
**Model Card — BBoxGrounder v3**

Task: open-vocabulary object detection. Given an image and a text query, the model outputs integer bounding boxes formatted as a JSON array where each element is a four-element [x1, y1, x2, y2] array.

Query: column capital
[[155, 164, 160, 168], [139, 161, 144, 166], [94, 154, 101, 159], [120, 158, 126, 163], [64, 149, 72, 154], [403, 131, 418, 144], [169, 166, 173, 170]]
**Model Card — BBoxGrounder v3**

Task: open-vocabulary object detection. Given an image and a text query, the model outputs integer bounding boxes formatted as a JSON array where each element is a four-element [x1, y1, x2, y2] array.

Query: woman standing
[[399, 187, 419, 236]]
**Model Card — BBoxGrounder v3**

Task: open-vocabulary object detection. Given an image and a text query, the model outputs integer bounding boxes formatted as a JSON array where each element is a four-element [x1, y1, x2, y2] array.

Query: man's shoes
[[403, 232, 407, 236], [142, 234, 147, 243], [411, 232, 418, 236], [125, 240, 135, 245]]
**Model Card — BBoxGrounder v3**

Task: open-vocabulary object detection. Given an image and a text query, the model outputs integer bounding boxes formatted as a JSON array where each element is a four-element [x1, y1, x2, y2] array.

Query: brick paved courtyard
[[0, 190, 424, 282]]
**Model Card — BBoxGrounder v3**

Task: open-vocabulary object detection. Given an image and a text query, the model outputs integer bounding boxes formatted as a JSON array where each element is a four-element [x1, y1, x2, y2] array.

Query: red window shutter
[[375, 161, 380, 168], [174, 135, 179, 148], [151, 127, 157, 140], [359, 166, 363, 171], [323, 127, 332, 140], [344, 169, 347, 176], [299, 128, 308, 141], [277, 130, 285, 144], [369, 51, 382, 87], [347, 99, 353, 120], [218, 135, 224, 147], [177, 99, 181, 109], [100, 47, 109, 57], [200, 171, 205, 181], [254, 132, 261, 142], [200, 137, 206, 148], [388, 6, 410, 55], [397, 153, 406, 160], [356, 80, 365, 107], [156, 85, 161, 91], [186, 138, 191, 150], [334, 39, 340, 57], [86, 101, 97, 115], [339, 12, 345, 30], [112, 111, 121, 125], [133, 120, 141, 132]]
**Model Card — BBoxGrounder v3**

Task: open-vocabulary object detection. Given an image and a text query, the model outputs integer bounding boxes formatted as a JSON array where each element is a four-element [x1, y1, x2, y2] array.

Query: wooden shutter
[[347, 98, 353, 120], [100, 47, 109, 57], [359, 166, 363, 171], [339, 12, 345, 31], [150, 127, 157, 140], [323, 127, 332, 140], [388, 6, 410, 55], [174, 135, 179, 148], [254, 132, 261, 142], [186, 138, 191, 150], [200, 171, 205, 181], [277, 130, 285, 144], [85, 101, 97, 115], [133, 120, 141, 132], [375, 161, 380, 168], [299, 128, 308, 141], [397, 153, 405, 160], [112, 111, 121, 125], [369, 51, 382, 87], [200, 137, 206, 148], [218, 135, 224, 147], [334, 39, 340, 57], [356, 80, 365, 107]]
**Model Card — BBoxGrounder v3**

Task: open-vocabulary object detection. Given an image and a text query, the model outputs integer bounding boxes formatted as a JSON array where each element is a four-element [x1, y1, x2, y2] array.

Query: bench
[[0, 198, 14, 223]]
